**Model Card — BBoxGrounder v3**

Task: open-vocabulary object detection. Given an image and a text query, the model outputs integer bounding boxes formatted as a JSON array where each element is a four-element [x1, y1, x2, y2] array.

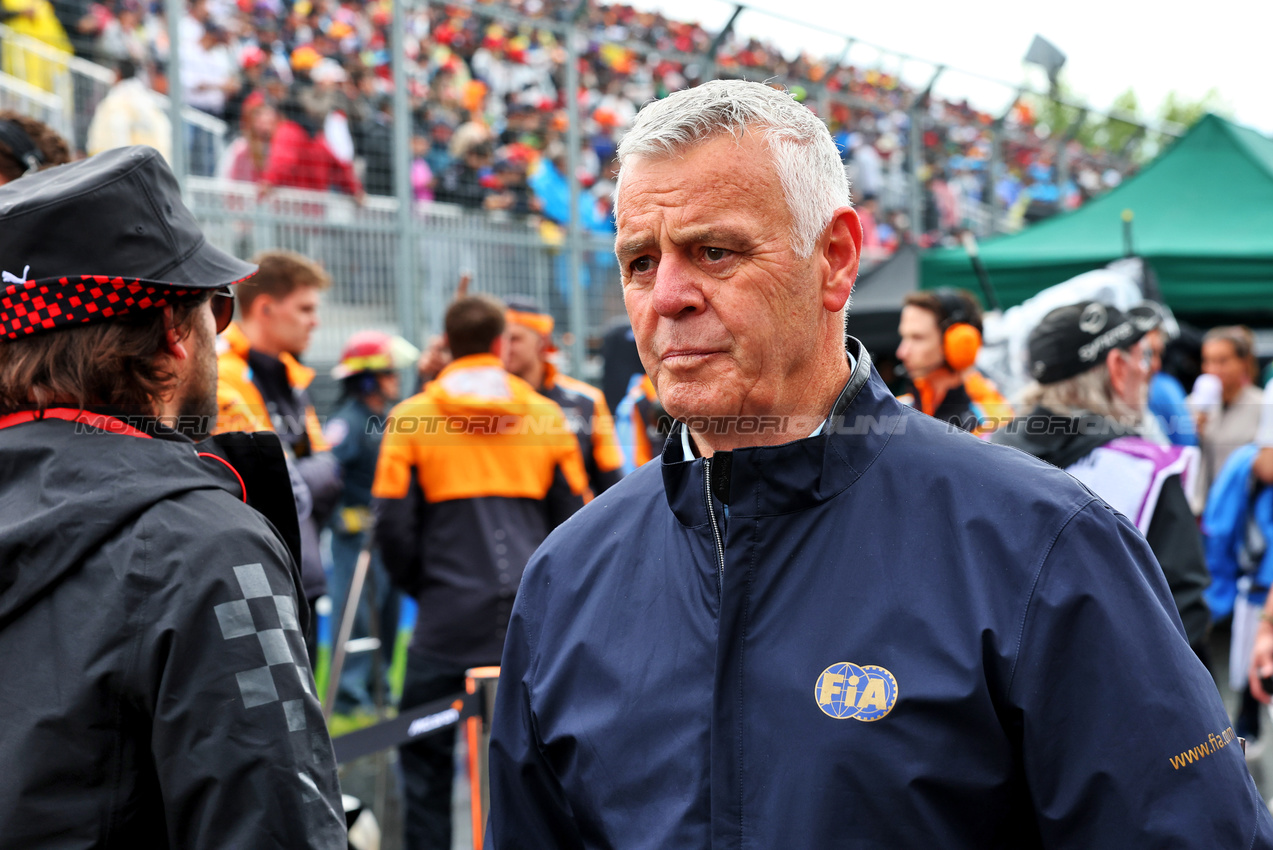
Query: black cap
[[1028, 301, 1162, 385], [0, 146, 256, 339]]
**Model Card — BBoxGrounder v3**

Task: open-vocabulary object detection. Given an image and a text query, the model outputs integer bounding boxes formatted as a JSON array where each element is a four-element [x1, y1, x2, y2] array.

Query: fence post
[[907, 104, 923, 242], [392, 0, 418, 347], [1055, 107, 1086, 211], [54, 52, 73, 147], [564, 9, 585, 375], [816, 37, 854, 125], [706, 4, 743, 82], [164, 0, 186, 195], [988, 121, 1004, 234], [906, 66, 942, 243]]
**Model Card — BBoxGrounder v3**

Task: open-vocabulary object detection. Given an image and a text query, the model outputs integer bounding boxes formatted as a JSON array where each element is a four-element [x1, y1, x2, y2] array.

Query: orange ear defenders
[[934, 289, 982, 372]]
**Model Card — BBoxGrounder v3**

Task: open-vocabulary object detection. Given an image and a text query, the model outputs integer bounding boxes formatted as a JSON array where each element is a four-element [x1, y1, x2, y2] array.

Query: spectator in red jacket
[[259, 96, 362, 200], [218, 91, 276, 183]]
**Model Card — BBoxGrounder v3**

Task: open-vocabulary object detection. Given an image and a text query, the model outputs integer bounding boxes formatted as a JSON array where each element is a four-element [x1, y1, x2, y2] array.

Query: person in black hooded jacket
[[992, 301, 1211, 660], [0, 147, 346, 848]]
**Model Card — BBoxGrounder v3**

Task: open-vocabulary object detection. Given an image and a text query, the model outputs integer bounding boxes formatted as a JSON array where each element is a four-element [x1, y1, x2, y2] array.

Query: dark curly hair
[[0, 111, 71, 183]]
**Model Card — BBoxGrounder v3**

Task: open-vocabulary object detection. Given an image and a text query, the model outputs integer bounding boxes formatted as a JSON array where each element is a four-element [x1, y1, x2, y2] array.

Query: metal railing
[[0, 21, 83, 145], [0, 22, 226, 162], [188, 176, 621, 375], [0, 69, 67, 137]]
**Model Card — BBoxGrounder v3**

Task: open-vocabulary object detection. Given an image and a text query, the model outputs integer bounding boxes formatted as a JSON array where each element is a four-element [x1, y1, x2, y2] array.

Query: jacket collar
[[222, 322, 316, 391], [661, 337, 893, 527], [0, 405, 194, 442]]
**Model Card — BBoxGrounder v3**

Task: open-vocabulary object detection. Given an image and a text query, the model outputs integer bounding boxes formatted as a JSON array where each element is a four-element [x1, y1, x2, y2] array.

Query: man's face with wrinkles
[[616, 133, 832, 425]]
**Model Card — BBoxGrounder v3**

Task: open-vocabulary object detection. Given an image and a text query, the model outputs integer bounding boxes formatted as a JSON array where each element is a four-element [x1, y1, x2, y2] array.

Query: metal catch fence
[[0, 68, 65, 137], [0, 23, 227, 167], [189, 176, 622, 376]]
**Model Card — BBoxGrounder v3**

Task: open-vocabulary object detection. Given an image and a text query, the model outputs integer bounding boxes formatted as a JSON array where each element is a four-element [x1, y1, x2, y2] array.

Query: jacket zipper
[[704, 458, 726, 596]]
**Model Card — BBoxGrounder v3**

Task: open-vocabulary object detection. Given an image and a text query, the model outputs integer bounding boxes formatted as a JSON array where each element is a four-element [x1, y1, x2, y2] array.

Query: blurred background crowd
[[6, 0, 1143, 256]]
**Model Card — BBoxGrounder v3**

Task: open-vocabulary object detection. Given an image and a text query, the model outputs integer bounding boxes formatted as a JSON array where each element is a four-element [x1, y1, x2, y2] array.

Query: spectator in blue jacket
[[487, 80, 1273, 849]]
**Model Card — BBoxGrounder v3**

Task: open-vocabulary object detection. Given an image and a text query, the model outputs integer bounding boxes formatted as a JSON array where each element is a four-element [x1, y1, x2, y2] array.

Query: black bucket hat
[[0, 145, 256, 340]]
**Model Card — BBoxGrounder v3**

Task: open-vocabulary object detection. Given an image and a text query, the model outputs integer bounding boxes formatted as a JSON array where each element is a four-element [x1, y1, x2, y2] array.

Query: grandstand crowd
[[7, 0, 1139, 256]]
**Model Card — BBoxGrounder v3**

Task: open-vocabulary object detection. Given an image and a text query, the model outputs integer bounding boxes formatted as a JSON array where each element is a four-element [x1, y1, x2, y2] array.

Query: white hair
[[1020, 363, 1144, 427], [615, 80, 850, 258]]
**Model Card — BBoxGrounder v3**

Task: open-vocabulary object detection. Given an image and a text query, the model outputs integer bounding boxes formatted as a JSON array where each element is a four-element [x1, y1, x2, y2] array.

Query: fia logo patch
[[815, 662, 898, 721]]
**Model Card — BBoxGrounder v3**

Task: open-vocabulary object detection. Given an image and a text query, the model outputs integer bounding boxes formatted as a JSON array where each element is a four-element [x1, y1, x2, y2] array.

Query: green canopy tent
[[920, 114, 1273, 320]]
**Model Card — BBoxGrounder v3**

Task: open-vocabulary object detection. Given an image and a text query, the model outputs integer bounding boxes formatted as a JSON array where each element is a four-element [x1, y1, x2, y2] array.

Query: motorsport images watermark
[[69, 414, 220, 436], [367, 412, 908, 438], [64, 408, 1199, 443]]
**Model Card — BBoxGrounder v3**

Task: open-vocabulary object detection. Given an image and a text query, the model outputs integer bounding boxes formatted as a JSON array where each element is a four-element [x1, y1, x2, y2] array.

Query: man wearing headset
[[895, 287, 1012, 433]]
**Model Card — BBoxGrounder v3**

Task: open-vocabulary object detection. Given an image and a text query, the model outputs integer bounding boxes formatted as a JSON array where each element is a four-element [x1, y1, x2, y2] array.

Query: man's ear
[[249, 294, 273, 321], [161, 305, 191, 362], [821, 205, 863, 313], [1106, 348, 1126, 395]]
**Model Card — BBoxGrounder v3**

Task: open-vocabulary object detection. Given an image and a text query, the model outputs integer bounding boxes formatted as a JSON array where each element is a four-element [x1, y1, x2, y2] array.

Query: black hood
[[0, 419, 247, 628], [990, 406, 1135, 469]]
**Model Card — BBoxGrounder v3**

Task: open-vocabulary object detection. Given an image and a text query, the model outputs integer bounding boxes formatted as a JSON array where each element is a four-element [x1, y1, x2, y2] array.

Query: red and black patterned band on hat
[[0, 272, 254, 340]]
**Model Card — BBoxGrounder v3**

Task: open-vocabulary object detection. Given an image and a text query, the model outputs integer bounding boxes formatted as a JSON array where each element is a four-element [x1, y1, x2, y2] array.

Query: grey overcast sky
[[623, 0, 1273, 135]]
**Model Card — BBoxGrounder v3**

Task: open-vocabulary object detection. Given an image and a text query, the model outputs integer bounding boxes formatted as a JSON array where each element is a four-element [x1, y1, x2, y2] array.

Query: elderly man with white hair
[[991, 301, 1211, 662], [487, 80, 1272, 848]]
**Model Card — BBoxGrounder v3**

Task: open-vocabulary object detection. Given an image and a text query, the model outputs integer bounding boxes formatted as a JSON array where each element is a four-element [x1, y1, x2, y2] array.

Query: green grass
[[389, 627, 410, 701], [315, 644, 331, 702], [315, 628, 412, 721]]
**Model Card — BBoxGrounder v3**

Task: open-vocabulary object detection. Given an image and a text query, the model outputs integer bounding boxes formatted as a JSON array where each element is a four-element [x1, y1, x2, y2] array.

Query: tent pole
[[960, 232, 1000, 311]]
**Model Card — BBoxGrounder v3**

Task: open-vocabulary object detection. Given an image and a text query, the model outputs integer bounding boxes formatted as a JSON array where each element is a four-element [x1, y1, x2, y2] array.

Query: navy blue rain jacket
[[488, 340, 1273, 849]]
